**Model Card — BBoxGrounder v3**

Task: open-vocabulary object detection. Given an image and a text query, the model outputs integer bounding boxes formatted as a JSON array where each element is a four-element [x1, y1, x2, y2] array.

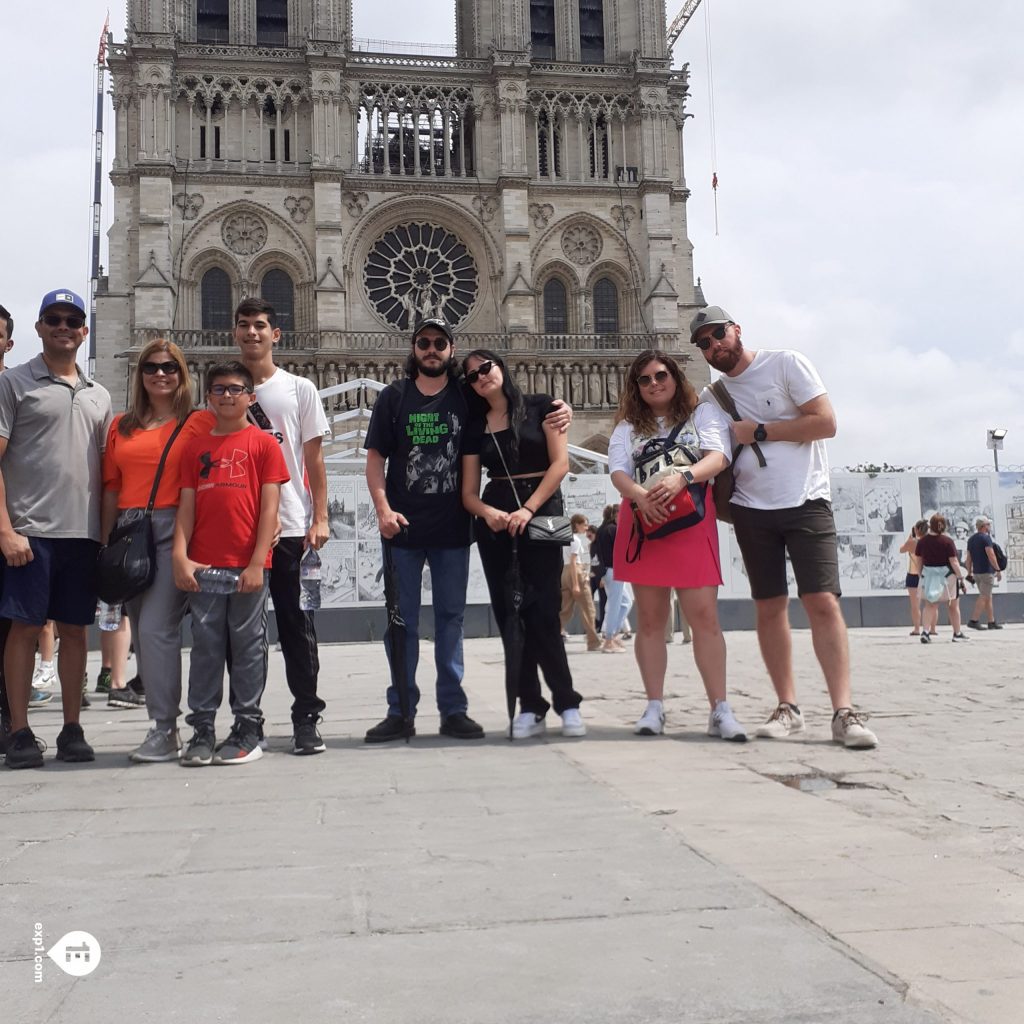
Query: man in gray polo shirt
[[0, 289, 112, 769]]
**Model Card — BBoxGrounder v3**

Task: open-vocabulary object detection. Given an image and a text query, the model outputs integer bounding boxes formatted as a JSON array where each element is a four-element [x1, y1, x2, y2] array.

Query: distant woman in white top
[[607, 350, 746, 741]]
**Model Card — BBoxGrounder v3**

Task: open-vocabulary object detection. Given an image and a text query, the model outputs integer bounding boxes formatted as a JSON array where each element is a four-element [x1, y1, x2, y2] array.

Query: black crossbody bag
[[96, 417, 191, 604]]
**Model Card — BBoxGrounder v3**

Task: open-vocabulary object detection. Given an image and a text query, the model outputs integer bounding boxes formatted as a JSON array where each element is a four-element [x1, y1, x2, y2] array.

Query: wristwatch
[[681, 470, 696, 485], [753, 423, 768, 442]]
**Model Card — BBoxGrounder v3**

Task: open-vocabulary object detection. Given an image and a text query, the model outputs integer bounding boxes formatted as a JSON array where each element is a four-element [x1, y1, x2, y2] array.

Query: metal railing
[[131, 329, 681, 355]]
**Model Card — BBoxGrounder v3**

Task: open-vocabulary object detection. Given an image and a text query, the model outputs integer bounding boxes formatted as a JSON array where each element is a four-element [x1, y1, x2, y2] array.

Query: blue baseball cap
[[39, 289, 87, 318]]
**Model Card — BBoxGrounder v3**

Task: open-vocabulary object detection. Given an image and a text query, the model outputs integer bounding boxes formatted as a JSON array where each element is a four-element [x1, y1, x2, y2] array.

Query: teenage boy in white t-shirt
[[559, 514, 601, 650], [234, 298, 331, 755], [691, 304, 877, 750]]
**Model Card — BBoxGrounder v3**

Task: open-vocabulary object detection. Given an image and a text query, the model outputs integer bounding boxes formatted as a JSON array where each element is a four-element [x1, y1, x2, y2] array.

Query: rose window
[[364, 222, 479, 330], [222, 212, 268, 255]]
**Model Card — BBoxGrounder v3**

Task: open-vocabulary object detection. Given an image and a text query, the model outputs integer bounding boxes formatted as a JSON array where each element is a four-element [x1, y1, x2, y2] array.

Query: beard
[[709, 339, 743, 373], [416, 354, 451, 378]]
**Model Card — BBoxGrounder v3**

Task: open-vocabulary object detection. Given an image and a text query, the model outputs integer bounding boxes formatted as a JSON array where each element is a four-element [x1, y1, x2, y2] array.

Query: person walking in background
[[559, 514, 601, 651], [101, 339, 215, 761], [586, 524, 607, 632], [462, 350, 585, 739], [692, 303, 877, 749], [0, 289, 112, 769], [608, 350, 745, 740], [900, 519, 928, 636], [964, 516, 1003, 630], [596, 504, 633, 653], [916, 514, 969, 643]]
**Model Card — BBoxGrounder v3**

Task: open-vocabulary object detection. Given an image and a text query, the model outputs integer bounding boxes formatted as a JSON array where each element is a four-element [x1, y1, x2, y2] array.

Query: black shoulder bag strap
[[710, 380, 767, 469], [144, 414, 193, 517]]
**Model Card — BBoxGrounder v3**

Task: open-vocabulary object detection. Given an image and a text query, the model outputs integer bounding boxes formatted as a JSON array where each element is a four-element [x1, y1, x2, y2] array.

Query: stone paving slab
[[2, 625, 1022, 1022]]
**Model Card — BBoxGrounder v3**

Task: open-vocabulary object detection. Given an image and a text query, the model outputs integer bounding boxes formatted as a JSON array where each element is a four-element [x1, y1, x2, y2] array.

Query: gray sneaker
[[130, 727, 181, 763], [181, 726, 216, 767]]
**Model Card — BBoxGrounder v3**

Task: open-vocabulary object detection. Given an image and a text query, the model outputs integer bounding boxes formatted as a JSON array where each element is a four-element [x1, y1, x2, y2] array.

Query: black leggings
[[476, 479, 582, 717]]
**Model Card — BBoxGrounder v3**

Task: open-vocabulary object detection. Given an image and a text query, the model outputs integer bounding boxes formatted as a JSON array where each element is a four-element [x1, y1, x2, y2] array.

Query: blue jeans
[[603, 568, 634, 638], [383, 544, 470, 719]]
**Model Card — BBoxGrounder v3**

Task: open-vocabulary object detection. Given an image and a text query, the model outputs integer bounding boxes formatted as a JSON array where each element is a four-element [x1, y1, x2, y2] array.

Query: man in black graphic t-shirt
[[364, 318, 481, 743], [364, 317, 572, 743]]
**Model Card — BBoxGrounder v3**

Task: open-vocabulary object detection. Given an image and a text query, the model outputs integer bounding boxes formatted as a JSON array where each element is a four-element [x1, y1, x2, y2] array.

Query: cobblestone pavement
[[1, 625, 1020, 1023]]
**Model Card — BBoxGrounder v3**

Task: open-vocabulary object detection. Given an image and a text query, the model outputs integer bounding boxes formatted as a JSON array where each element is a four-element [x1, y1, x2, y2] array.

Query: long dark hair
[[461, 349, 526, 462], [614, 349, 698, 437]]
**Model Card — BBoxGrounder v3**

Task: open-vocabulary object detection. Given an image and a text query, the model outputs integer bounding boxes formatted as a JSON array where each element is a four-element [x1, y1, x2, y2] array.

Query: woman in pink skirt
[[608, 350, 746, 741]]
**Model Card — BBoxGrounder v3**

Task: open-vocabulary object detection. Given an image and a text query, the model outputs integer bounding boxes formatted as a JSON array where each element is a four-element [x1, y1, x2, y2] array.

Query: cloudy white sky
[[3, 1, 1021, 469]]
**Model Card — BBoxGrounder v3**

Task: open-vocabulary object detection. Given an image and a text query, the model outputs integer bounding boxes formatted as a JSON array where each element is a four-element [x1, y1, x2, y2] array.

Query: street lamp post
[[986, 428, 1008, 472]]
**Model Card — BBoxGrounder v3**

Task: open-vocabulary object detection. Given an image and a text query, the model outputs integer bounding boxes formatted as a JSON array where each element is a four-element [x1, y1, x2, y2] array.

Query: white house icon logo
[[47, 931, 101, 977]]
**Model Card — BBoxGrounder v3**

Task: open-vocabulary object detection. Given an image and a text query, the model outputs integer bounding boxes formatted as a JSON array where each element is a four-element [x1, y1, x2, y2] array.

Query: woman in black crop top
[[461, 349, 585, 739]]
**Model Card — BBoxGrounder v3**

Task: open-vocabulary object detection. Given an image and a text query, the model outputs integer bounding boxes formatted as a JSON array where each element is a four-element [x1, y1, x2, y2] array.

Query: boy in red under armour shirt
[[172, 361, 289, 766]]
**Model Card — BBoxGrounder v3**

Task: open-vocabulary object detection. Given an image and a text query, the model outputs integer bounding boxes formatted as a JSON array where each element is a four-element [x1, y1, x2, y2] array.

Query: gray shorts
[[974, 573, 995, 596]]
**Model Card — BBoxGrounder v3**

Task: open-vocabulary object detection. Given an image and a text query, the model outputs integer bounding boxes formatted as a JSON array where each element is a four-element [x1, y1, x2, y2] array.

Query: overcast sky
[[4, 1, 1021, 469]]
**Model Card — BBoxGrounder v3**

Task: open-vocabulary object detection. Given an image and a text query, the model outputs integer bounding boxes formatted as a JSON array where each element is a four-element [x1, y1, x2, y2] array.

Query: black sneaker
[[292, 715, 326, 755], [364, 716, 415, 744], [95, 667, 112, 693], [181, 725, 216, 767], [127, 675, 146, 696], [55, 722, 95, 763], [988, 622, 1004, 630], [213, 720, 263, 765], [108, 686, 146, 709], [967, 620, 984, 631], [439, 712, 485, 740], [5, 727, 46, 769]]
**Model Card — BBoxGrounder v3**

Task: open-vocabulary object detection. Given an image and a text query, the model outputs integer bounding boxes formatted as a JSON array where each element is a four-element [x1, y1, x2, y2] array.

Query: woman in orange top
[[101, 339, 215, 763]]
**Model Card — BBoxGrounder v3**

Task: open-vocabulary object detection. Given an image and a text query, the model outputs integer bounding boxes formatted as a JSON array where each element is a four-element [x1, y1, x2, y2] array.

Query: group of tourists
[[0, 294, 880, 770]]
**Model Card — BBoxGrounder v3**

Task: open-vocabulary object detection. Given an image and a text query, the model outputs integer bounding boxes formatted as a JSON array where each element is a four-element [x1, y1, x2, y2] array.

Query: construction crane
[[667, 0, 703, 51]]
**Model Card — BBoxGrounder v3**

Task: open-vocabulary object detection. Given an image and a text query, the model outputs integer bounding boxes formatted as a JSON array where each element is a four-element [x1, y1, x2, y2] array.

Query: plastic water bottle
[[195, 568, 241, 594], [97, 601, 122, 631], [299, 547, 322, 612]]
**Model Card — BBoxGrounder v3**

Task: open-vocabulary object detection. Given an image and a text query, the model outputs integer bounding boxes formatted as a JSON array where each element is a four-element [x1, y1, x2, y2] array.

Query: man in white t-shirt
[[235, 298, 331, 755], [691, 305, 877, 750]]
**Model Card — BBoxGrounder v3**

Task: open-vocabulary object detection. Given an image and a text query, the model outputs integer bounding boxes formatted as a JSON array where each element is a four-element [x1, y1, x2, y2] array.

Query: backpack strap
[[709, 381, 767, 468]]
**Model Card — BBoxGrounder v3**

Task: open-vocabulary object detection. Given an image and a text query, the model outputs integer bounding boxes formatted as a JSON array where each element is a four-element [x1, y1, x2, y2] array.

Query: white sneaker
[[707, 700, 747, 742], [634, 704, 665, 736], [831, 708, 878, 749], [560, 708, 586, 737], [31, 664, 56, 691], [511, 712, 546, 739], [755, 703, 806, 739]]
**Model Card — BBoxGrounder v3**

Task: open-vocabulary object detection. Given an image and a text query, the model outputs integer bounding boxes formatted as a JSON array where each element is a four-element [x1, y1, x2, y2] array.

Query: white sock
[[40, 660, 54, 673], [647, 699, 664, 714]]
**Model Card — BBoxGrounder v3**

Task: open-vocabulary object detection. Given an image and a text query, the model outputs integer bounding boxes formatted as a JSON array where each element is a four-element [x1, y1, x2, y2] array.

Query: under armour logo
[[198, 449, 249, 479]]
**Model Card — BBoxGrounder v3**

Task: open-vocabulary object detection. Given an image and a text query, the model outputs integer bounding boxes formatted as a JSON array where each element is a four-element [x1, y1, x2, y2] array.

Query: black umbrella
[[382, 535, 414, 742], [498, 537, 527, 740]]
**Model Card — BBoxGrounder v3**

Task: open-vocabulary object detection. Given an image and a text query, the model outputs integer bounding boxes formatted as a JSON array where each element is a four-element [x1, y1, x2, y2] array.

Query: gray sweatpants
[[124, 509, 187, 732], [185, 572, 269, 730]]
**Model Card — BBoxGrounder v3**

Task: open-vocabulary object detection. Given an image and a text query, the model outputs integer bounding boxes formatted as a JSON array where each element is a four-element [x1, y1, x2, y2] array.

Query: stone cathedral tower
[[98, 0, 705, 445]]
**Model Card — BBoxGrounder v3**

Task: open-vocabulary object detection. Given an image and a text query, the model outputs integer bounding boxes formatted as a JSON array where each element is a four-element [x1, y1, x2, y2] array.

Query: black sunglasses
[[141, 361, 180, 376], [636, 369, 671, 388], [208, 384, 251, 397], [42, 313, 86, 329], [415, 336, 449, 352], [693, 324, 729, 350], [464, 360, 495, 385]]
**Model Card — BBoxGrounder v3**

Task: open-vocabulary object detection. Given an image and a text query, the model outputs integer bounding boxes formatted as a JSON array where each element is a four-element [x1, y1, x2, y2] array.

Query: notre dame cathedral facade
[[97, 0, 706, 447]]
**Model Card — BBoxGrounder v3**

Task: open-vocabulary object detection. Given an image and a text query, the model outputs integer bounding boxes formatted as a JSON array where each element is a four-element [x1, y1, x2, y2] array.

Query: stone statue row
[[179, 359, 627, 410]]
